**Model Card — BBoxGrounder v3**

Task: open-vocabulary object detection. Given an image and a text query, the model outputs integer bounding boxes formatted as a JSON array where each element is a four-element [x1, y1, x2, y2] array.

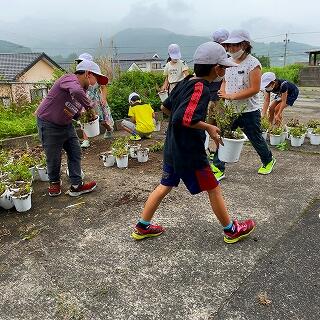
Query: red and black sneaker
[[67, 181, 97, 197], [48, 181, 62, 197], [224, 219, 256, 244], [131, 224, 165, 240]]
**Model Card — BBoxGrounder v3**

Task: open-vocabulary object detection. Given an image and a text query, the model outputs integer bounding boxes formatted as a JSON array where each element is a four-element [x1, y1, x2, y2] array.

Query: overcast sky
[[1, 0, 320, 46]]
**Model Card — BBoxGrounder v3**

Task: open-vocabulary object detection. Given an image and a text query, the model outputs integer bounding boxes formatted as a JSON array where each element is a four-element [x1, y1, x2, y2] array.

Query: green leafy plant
[[0, 182, 7, 195], [149, 141, 164, 152], [79, 109, 97, 124], [8, 163, 32, 183], [262, 64, 303, 84], [276, 141, 289, 151], [18, 152, 37, 168], [307, 119, 320, 129], [12, 182, 32, 197], [312, 127, 320, 135], [286, 118, 300, 128], [37, 152, 47, 168], [111, 136, 129, 150], [112, 147, 128, 158], [289, 127, 304, 138], [269, 126, 284, 135], [261, 117, 270, 132]]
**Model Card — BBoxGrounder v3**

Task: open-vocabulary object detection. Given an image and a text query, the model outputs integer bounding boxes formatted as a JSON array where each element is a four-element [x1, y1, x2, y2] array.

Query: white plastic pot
[[101, 152, 115, 167], [310, 133, 320, 145], [12, 192, 32, 212], [29, 167, 36, 180], [158, 91, 168, 102], [262, 131, 268, 141], [137, 148, 149, 163], [290, 136, 303, 147], [269, 134, 281, 146], [0, 189, 14, 210], [280, 132, 287, 143], [116, 155, 129, 168], [129, 145, 141, 158], [36, 166, 49, 182], [218, 137, 246, 163], [81, 116, 100, 137], [154, 121, 161, 132], [307, 128, 313, 138]]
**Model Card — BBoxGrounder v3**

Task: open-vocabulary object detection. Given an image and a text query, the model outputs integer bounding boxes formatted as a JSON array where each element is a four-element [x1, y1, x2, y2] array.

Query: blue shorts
[[160, 163, 219, 195]]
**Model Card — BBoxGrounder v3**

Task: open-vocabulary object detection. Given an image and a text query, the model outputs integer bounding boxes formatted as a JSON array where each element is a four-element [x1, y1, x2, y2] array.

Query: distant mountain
[[106, 28, 315, 66], [0, 40, 31, 53]]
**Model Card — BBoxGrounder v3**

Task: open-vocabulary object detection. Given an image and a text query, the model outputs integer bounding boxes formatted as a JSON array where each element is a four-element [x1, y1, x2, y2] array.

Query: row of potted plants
[[0, 148, 49, 212]]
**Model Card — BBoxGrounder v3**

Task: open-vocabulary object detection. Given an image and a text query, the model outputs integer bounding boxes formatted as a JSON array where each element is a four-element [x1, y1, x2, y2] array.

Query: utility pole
[[283, 33, 290, 66]]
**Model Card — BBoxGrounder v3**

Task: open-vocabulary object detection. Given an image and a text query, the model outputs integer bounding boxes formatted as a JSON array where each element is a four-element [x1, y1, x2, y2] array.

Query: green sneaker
[[258, 157, 276, 175], [210, 163, 225, 181], [130, 134, 141, 141]]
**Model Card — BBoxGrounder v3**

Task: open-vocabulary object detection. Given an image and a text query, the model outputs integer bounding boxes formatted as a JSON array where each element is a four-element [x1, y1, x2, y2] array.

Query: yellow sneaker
[[210, 163, 225, 181], [258, 157, 276, 175]]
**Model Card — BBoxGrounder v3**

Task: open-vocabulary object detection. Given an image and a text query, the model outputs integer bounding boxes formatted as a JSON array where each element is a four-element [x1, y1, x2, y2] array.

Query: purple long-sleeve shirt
[[37, 74, 92, 125]]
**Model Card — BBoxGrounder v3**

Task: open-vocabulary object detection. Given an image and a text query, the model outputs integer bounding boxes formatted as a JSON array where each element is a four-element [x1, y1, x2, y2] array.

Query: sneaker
[[104, 131, 113, 139], [131, 224, 165, 240], [210, 163, 225, 181], [67, 181, 97, 197], [258, 157, 276, 175], [130, 134, 141, 141], [81, 140, 90, 148], [48, 181, 61, 197], [145, 134, 152, 139], [224, 219, 256, 244]]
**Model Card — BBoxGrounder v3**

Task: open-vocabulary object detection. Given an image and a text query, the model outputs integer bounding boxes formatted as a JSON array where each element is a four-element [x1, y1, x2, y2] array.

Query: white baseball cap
[[75, 52, 93, 62], [193, 42, 238, 67], [168, 44, 181, 60], [212, 28, 229, 44], [76, 60, 108, 85], [128, 92, 140, 103], [222, 29, 251, 44], [261, 72, 276, 90]]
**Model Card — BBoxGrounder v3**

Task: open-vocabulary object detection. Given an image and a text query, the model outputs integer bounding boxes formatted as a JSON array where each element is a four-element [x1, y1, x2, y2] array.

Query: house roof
[[0, 52, 63, 82], [305, 49, 320, 54], [117, 52, 162, 61]]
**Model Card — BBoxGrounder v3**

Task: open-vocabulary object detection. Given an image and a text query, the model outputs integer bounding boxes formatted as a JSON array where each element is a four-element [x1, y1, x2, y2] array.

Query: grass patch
[[0, 104, 38, 139]]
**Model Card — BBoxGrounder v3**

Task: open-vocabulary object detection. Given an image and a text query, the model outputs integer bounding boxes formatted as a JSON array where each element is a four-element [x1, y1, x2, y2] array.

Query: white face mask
[[213, 75, 224, 82], [229, 49, 245, 60], [265, 85, 274, 92]]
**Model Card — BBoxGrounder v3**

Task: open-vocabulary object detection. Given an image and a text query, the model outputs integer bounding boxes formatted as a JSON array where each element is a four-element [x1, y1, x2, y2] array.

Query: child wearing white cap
[[121, 92, 155, 141], [261, 72, 299, 125], [131, 41, 255, 245], [210, 29, 275, 179], [75, 53, 114, 148], [161, 44, 189, 94]]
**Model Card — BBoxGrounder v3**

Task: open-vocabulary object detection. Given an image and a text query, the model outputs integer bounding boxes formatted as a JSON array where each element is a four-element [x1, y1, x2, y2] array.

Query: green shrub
[[108, 71, 165, 120], [262, 64, 303, 84]]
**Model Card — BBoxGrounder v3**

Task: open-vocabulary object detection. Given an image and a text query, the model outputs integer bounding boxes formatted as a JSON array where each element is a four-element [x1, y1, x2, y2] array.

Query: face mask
[[229, 49, 244, 60], [265, 84, 274, 92], [213, 75, 224, 82]]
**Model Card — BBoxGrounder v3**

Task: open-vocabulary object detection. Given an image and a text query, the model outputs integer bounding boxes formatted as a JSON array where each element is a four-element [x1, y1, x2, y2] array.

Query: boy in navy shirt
[[131, 42, 256, 244], [261, 72, 299, 125]]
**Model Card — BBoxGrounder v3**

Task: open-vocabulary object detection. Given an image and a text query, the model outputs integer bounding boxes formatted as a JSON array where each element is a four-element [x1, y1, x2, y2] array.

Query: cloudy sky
[[1, 0, 320, 46]]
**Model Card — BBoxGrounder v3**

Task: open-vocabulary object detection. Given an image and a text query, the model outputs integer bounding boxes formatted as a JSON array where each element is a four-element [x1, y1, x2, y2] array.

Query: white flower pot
[[81, 116, 100, 137], [137, 148, 149, 163], [280, 132, 287, 143], [290, 136, 303, 147], [285, 126, 292, 139], [269, 134, 281, 146], [29, 167, 36, 180], [129, 145, 141, 158], [310, 133, 320, 145], [262, 131, 268, 141], [307, 128, 313, 138], [12, 192, 32, 212], [158, 91, 168, 102], [154, 121, 161, 132], [36, 166, 49, 182], [0, 189, 14, 210], [116, 155, 129, 168], [101, 152, 115, 167], [218, 137, 246, 163]]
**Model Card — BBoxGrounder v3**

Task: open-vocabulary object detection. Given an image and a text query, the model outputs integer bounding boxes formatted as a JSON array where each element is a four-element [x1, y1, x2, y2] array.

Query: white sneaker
[[81, 140, 90, 148]]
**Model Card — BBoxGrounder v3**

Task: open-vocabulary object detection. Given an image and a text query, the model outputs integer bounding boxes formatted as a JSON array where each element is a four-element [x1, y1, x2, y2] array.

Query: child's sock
[[136, 218, 151, 230], [223, 221, 236, 233]]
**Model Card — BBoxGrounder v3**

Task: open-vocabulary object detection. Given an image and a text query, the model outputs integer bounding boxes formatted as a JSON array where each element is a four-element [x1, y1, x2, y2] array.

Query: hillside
[[0, 40, 31, 53]]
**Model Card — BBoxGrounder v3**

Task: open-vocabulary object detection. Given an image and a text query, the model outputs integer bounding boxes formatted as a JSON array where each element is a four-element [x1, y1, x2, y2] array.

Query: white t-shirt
[[224, 54, 261, 113], [163, 60, 188, 84]]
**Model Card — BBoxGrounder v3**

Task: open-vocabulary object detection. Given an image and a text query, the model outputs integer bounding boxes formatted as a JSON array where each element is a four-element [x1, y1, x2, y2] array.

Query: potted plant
[[99, 151, 115, 167], [0, 182, 14, 210], [11, 182, 32, 212], [286, 118, 300, 138], [111, 136, 129, 151], [112, 147, 129, 169], [310, 126, 320, 145], [269, 127, 284, 146], [129, 144, 141, 159], [36, 153, 49, 181], [79, 109, 100, 137], [306, 119, 320, 138], [212, 102, 246, 163], [18, 152, 37, 180], [289, 127, 304, 147], [137, 148, 150, 163], [8, 163, 33, 184], [261, 116, 270, 140]]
